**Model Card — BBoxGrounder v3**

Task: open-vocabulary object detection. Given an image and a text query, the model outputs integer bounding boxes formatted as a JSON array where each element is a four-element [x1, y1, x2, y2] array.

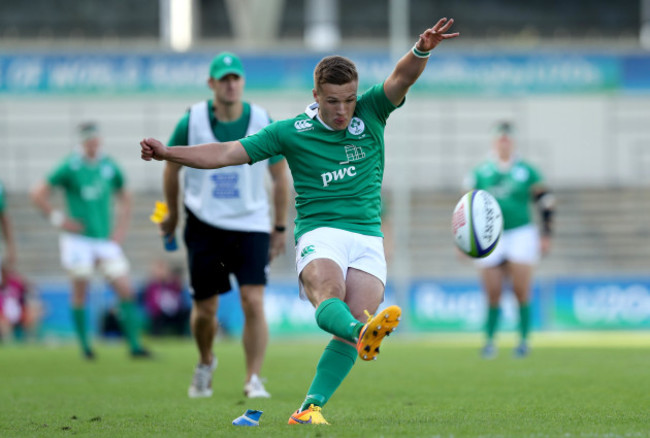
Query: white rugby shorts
[[295, 227, 387, 299], [474, 224, 540, 268], [59, 233, 130, 279]]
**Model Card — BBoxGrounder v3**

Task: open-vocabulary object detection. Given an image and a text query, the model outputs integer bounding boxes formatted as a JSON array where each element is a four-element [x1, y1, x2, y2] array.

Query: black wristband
[[541, 209, 553, 236], [274, 225, 286, 232]]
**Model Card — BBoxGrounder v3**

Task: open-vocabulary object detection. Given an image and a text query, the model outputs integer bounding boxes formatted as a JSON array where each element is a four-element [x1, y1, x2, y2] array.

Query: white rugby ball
[[452, 189, 503, 258]]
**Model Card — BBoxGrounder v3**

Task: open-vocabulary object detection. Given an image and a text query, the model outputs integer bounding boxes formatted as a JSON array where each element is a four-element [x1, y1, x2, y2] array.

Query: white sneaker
[[188, 356, 218, 398], [244, 374, 271, 398]]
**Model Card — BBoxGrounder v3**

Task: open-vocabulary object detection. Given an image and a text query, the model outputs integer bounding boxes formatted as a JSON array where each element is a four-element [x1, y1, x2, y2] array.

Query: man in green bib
[[141, 17, 459, 424], [32, 122, 150, 360]]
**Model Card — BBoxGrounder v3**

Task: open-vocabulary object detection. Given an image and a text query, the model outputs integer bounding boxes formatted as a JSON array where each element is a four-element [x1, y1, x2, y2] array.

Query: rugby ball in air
[[452, 190, 503, 258]]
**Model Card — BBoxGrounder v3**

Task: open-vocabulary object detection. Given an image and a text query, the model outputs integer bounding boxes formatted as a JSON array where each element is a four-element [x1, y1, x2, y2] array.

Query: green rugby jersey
[[468, 160, 543, 230], [47, 153, 125, 239], [241, 83, 399, 241]]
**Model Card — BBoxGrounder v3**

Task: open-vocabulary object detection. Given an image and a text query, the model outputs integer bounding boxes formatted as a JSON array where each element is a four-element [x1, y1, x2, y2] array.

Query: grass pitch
[[1, 333, 649, 437]]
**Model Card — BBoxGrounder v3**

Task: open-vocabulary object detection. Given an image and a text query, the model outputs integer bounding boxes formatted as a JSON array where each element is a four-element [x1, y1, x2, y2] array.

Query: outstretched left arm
[[384, 17, 459, 106]]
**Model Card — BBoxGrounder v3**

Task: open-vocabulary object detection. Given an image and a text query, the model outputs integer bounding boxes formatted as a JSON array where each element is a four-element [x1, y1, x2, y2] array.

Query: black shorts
[[184, 208, 270, 301]]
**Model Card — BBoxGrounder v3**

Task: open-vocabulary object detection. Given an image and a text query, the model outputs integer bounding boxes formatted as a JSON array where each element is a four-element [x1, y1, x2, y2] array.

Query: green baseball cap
[[209, 52, 245, 80], [495, 121, 513, 135], [79, 121, 100, 141]]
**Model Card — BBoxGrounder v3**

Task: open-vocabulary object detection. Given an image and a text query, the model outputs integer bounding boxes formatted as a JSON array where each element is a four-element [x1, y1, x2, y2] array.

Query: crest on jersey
[[101, 164, 115, 180], [347, 117, 365, 135], [512, 165, 530, 182]]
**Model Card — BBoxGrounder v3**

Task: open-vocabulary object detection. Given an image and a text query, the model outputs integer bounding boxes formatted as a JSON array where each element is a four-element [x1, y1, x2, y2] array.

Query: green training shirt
[[241, 83, 400, 241], [47, 153, 125, 239], [468, 160, 543, 230]]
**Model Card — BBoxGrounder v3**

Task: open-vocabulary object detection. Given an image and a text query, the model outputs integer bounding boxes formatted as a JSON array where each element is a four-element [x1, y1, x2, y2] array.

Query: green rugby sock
[[72, 307, 91, 353], [118, 300, 142, 352], [300, 339, 358, 411], [519, 304, 531, 341], [486, 306, 500, 341], [315, 298, 363, 343]]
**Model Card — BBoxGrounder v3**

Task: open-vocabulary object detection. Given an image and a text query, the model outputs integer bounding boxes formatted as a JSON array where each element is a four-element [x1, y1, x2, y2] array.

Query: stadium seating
[[402, 188, 650, 279], [7, 187, 650, 281]]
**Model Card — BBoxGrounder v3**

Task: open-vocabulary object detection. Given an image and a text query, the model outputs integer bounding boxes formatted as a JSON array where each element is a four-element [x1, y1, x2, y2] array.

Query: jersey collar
[[76, 147, 104, 164], [304, 102, 318, 119], [304, 102, 335, 131], [490, 153, 519, 172]]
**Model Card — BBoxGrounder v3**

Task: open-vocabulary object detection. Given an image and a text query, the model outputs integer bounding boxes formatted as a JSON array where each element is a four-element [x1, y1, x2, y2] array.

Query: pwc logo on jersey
[[294, 119, 314, 132], [321, 144, 366, 187], [321, 166, 357, 187]]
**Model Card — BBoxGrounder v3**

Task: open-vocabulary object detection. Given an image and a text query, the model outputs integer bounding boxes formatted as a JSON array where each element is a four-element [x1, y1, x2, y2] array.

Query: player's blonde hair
[[313, 56, 358, 92]]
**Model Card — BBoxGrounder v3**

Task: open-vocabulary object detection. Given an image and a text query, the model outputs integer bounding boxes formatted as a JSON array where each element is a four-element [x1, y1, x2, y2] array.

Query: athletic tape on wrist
[[49, 210, 65, 228], [412, 45, 431, 58]]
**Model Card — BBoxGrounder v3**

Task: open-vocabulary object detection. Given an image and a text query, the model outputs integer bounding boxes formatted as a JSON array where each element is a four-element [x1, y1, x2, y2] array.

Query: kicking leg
[[291, 268, 389, 424]]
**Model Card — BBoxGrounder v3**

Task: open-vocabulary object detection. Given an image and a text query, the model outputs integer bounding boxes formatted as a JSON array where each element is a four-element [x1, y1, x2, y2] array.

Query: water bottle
[[151, 201, 178, 251], [163, 233, 178, 251]]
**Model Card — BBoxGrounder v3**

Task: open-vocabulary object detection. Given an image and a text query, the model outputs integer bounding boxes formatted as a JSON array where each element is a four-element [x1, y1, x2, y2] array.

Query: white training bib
[[185, 101, 272, 232]]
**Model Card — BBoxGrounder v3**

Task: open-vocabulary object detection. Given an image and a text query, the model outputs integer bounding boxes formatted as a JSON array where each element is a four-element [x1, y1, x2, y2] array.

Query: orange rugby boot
[[288, 404, 329, 425], [356, 305, 401, 361]]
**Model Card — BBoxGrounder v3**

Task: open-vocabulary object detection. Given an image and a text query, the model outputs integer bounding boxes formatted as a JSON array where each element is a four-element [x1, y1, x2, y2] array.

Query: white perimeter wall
[[1, 93, 649, 192]]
